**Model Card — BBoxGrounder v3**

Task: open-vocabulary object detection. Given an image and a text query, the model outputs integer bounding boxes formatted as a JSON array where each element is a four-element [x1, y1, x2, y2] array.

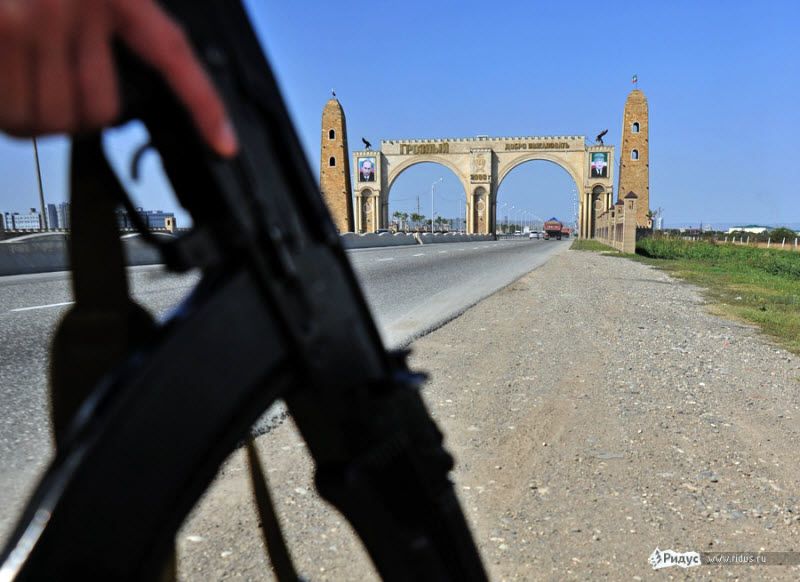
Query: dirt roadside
[[178, 248, 800, 581]]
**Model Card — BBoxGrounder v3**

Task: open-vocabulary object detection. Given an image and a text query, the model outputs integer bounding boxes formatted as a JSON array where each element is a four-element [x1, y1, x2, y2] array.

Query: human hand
[[0, 0, 238, 156]]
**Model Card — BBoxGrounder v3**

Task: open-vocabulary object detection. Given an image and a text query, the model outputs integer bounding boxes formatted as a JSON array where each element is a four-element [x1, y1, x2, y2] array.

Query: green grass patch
[[637, 238, 800, 278], [570, 239, 618, 252], [634, 238, 800, 354]]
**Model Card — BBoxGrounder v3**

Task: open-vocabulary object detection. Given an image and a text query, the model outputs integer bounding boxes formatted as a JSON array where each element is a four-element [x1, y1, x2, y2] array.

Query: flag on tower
[[632, 74, 638, 85]]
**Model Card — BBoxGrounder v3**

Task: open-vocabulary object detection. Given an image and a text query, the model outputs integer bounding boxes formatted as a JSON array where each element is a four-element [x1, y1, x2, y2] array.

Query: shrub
[[636, 238, 800, 279], [769, 227, 798, 242]]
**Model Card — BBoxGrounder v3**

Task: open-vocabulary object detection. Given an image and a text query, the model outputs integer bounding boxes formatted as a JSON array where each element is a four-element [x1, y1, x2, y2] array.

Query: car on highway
[[529, 231, 541, 239]]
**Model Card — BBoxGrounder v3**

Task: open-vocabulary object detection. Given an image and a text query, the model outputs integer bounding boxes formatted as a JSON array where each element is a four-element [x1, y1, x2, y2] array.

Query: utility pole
[[430, 177, 442, 234], [32, 138, 48, 230]]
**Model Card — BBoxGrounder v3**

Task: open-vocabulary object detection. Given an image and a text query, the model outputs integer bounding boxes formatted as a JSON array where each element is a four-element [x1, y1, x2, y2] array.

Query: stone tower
[[617, 89, 650, 227], [320, 98, 354, 232]]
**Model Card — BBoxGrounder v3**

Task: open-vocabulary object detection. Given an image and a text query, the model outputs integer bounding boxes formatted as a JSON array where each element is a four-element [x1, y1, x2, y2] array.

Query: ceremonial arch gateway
[[352, 136, 615, 238]]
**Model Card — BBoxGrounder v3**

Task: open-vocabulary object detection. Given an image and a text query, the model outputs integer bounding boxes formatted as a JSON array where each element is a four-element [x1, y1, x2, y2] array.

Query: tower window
[[632, 122, 640, 133], [328, 129, 336, 139], [329, 156, 336, 167], [631, 149, 639, 160]]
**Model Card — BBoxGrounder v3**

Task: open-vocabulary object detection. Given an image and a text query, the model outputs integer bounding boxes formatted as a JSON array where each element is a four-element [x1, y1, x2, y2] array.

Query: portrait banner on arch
[[590, 152, 609, 178], [358, 157, 376, 182]]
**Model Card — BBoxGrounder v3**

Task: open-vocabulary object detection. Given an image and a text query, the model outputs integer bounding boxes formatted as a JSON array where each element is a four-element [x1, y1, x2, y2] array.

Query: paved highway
[[348, 239, 567, 346], [0, 237, 568, 541]]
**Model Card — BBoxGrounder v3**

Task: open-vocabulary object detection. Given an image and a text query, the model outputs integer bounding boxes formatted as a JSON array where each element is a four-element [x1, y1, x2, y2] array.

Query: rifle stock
[[0, 1, 487, 580]]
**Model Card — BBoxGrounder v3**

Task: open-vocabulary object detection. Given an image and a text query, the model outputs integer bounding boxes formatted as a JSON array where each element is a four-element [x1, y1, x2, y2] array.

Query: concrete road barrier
[[419, 233, 493, 244], [340, 232, 418, 249], [0, 233, 170, 276], [342, 232, 493, 249], [0, 231, 498, 275], [0, 234, 69, 276]]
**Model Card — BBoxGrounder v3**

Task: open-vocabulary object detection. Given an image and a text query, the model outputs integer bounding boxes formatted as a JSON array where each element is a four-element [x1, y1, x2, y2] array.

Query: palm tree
[[392, 210, 403, 231]]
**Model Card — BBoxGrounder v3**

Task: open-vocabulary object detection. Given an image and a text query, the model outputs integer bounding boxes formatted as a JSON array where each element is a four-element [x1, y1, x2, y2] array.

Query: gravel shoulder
[[178, 249, 800, 581]]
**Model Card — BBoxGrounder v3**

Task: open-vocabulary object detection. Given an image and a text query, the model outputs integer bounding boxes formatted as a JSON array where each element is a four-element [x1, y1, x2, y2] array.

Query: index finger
[[113, 0, 238, 156]]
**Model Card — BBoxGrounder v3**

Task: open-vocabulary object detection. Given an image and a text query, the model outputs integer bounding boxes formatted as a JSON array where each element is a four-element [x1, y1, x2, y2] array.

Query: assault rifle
[[0, 1, 487, 580]]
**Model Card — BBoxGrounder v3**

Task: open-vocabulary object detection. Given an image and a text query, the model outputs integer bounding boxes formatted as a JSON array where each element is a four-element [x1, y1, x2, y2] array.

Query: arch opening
[[496, 159, 579, 235], [590, 184, 606, 236], [357, 187, 376, 232], [387, 162, 467, 232]]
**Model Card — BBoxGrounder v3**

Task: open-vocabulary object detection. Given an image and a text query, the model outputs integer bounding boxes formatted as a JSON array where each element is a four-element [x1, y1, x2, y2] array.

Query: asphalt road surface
[[348, 239, 567, 346], [0, 237, 568, 542]]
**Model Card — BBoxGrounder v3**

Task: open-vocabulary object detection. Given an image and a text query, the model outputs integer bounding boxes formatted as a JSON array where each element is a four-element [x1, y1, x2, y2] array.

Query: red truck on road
[[543, 218, 564, 240]]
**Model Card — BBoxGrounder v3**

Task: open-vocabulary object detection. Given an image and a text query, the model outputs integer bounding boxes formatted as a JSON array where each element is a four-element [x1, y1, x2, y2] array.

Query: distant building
[[116, 207, 176, 230], [56, 202, 70, 230], [47, 204, 59, 230], [726, 225, 768, 234], [39, 202, 71, 229], [3, 209, 42, 230]]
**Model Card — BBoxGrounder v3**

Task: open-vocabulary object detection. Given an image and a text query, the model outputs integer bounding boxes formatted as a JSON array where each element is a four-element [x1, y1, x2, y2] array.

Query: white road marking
[[11, 301, 74, 313], [457, 248, 467, 251], [377, 257, 395, 262], [412, 253, 425, 257], [438, 250, 448, 254], [472, 247, 480, 249]]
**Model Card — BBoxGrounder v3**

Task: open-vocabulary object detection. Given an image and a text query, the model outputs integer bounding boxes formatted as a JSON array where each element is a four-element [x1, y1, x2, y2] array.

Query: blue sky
[[0, 0, 797, 229]]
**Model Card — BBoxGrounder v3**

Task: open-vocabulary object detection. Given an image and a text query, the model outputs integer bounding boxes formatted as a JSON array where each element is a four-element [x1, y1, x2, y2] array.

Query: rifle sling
[[50, 135, 176, 577], [56, 136, 297, 580], [50, 135, 155, 443]]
